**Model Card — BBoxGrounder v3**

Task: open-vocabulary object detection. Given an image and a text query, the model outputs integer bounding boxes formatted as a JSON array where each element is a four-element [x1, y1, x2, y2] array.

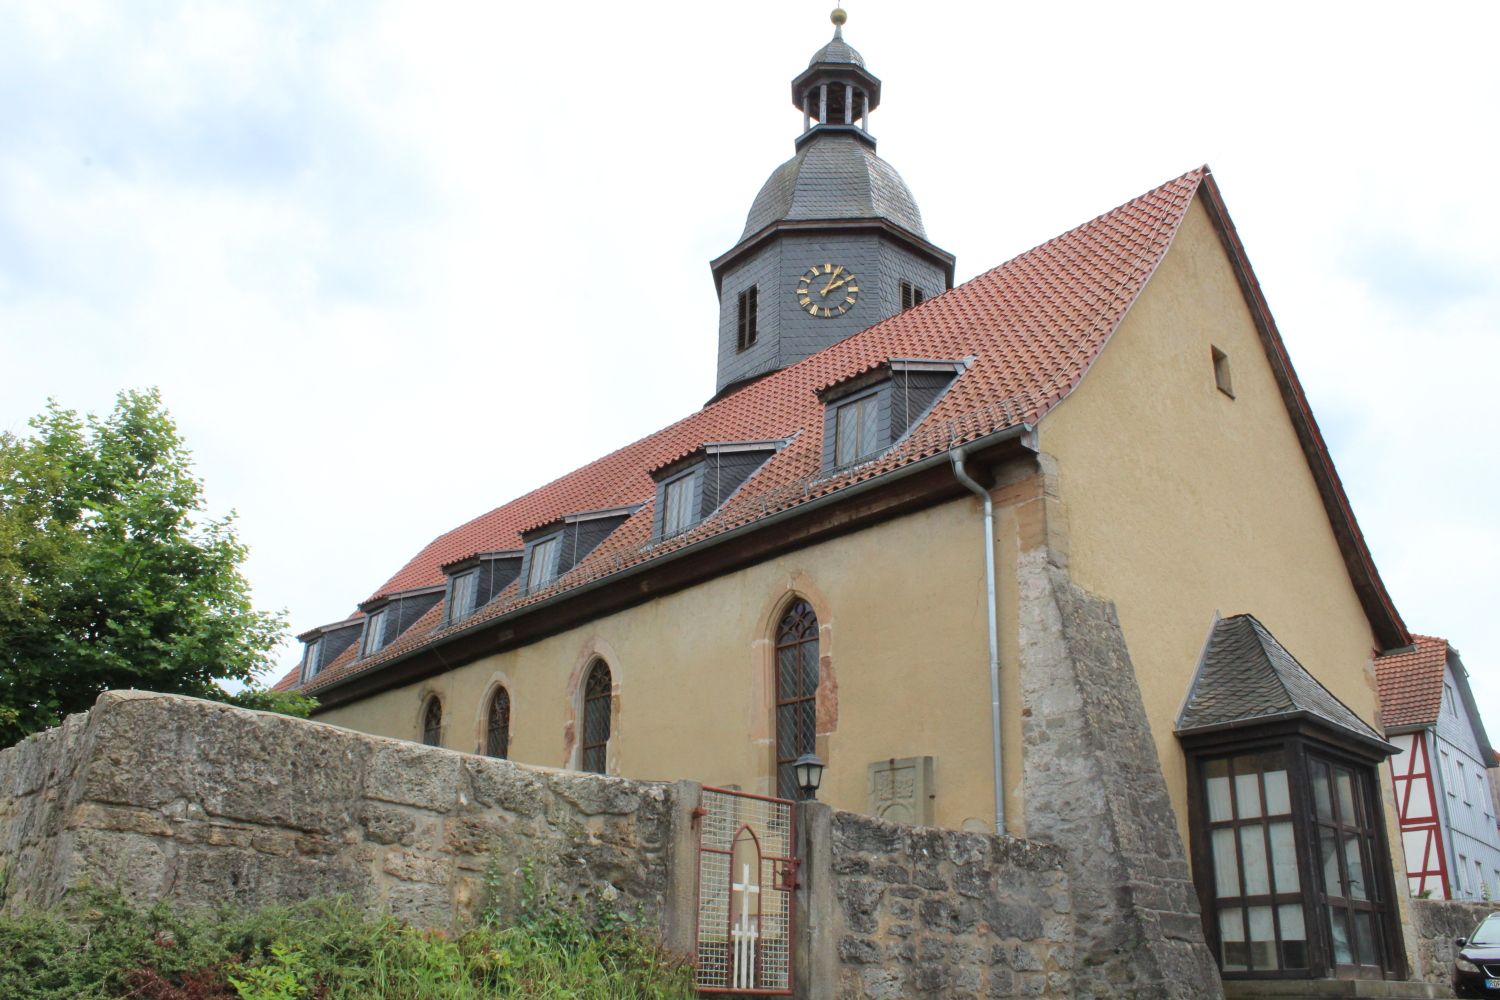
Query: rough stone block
[[366, 741, 460, 812]]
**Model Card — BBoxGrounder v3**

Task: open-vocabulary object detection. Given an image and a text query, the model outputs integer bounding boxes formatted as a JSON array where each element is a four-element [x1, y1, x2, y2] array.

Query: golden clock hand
[[822, 275, 851, 295], [819, 267, 846, 295]]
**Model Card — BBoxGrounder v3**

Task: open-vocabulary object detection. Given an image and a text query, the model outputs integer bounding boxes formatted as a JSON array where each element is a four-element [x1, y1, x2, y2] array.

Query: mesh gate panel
[[695, 787, 795, 995]]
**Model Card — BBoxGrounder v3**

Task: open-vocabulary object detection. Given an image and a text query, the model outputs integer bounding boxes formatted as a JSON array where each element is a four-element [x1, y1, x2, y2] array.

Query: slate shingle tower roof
[[740, 135, 926, 240], [1177, 615, 1389, 748]]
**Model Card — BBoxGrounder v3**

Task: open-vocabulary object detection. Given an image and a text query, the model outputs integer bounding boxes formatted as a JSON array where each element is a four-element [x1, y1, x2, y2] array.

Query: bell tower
[[710, 8, 954, 399]]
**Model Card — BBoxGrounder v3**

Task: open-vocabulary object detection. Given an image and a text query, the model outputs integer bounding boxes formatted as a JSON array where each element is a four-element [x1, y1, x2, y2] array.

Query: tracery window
[[582, 661, 611, 774], [486, 687, 510, 760], [421, 697, 442, 747], [774, 599, 819, 800]]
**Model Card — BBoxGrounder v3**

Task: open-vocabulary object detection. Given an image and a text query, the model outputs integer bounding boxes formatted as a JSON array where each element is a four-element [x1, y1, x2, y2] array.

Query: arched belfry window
[[582, 660, 612, 774], [486, 687, 511, 759], [774, 599, 819, 800], [421, 697, 442, 747]]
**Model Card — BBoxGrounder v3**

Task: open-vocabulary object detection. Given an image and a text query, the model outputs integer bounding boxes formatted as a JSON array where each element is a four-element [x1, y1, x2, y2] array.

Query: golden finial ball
[[831, 7, 848, 26]]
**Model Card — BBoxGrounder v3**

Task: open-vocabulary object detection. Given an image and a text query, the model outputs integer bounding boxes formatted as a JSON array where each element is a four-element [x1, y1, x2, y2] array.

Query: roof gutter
[[312, 422, 1034, 704], [949, 444, 1006, 838]]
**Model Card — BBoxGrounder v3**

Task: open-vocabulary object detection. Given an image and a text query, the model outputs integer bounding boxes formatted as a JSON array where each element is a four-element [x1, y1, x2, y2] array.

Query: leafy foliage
[[0, 889, 695, 999], [0, 390, 296, 745]]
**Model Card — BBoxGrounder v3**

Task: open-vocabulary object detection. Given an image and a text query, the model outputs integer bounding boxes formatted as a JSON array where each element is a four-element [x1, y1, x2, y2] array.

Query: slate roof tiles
[[1177, 615, 1386, 746]]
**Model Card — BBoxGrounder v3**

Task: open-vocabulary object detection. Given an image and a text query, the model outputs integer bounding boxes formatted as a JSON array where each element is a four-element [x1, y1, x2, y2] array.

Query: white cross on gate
[[731, 861, 761, 989]]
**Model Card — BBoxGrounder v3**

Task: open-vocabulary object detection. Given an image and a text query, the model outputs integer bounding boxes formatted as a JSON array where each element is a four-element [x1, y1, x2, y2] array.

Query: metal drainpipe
[[949, 445, 1005, 837]]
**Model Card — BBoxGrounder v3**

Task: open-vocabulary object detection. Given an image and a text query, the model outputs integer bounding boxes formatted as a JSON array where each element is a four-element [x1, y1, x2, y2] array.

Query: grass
[[0, 885, 696, 999]]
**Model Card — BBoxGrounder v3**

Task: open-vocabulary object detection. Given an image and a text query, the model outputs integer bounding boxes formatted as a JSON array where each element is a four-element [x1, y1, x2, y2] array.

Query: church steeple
[[709, 8, 954, 399], [791, 8, 881, 147]]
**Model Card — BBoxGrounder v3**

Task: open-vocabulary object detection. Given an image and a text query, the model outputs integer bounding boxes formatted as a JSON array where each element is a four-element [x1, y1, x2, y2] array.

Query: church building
[[281, 9, 1431, 990]]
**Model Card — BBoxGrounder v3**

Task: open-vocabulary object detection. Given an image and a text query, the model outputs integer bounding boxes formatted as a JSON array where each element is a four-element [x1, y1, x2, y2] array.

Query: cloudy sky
[[2, 1, 1497, 723]]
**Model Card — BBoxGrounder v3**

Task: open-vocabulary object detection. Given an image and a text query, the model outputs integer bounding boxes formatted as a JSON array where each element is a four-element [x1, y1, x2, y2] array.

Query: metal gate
[[694, 786, 797, 995]]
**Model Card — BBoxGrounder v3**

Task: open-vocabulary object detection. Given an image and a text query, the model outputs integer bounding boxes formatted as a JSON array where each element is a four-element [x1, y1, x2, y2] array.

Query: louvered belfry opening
[[582, 661, 612, 774], [486, 687, 510, 759], [774, 600, 819, 800]]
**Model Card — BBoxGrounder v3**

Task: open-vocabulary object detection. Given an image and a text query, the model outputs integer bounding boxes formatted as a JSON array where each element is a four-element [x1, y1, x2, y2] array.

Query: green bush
[[0, 888, 695, 999]]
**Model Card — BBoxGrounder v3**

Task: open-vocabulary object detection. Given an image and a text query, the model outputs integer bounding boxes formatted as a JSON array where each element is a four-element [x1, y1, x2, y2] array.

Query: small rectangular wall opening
[[737, 286, 758, 352], [1211, 345, 1235, 398]]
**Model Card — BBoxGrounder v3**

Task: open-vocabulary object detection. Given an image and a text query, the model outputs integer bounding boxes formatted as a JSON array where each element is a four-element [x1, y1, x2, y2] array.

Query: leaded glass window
[[421, 697, 442, 747], [582, 661, 611, 774], [486, 687, 510, 760], [774, 600, 819, 800]]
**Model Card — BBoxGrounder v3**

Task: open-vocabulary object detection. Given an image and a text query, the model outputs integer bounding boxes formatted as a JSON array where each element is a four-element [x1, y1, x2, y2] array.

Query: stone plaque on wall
[[866, 756, 935, 826]]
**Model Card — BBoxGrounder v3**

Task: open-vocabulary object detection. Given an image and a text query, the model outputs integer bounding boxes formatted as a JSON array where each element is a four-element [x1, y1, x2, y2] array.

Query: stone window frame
[[485, 685, 511, 760], [579, 659, 612, 775], [773, 597, 820, 801], [1182, 722, 1407, 982]]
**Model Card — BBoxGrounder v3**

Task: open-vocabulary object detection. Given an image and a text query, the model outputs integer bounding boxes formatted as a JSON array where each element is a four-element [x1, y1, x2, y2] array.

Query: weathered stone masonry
[[0, 691, 690, 932], [3, 691, 1083, 999]]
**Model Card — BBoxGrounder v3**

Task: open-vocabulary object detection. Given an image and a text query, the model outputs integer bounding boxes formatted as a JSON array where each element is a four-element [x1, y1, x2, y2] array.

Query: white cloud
[[1, 0, 1497, 728]]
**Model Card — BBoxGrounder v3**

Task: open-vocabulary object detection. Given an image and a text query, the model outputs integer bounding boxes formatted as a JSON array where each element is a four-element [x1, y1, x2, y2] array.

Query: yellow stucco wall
[[316, 498, 1027, 834], [1038, 195, 1389, 844]]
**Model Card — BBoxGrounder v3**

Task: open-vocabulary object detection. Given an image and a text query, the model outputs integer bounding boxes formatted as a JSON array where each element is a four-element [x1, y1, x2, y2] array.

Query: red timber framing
[[1388, 731, 1449, 898]]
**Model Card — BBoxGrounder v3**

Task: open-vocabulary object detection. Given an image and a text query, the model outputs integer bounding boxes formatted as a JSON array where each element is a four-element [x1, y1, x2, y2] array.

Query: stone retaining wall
[[1409, 897, 1500, 986], [2, 691, 1086, 998], [816, 809, 1073, 999], [0, 691, 697, 939]]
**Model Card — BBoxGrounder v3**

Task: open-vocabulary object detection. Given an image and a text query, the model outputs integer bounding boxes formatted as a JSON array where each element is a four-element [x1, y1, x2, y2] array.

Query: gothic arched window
[[486, 687, 511, 759], [774, 599, 819, 799], [421, 697, 442, 747], [582, 661, 612, 774]]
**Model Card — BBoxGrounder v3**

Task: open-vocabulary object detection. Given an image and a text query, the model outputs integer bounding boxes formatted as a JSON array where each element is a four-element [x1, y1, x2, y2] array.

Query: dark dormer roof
[[741, 133, 924, 240], [809, 26, 864, 67], [1177, 614, 1388, 749]]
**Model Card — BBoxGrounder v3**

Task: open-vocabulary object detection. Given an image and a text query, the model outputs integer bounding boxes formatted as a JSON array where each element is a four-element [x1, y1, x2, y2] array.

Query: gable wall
[[1035, 195, 1386, 844], [313, 497, 1023, 834]]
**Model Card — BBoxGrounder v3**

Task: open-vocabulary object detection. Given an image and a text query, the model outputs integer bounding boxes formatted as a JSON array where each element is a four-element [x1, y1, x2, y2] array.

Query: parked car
[[1455, 912, 1500, 997]]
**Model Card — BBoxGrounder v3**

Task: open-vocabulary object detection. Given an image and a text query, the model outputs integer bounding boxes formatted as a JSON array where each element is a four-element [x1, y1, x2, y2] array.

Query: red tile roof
[[1375, 635, 1450, 730], [278, 165, 1408, 698]]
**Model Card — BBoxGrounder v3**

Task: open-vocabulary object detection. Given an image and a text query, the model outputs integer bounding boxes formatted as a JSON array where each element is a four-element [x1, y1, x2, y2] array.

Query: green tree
[[0, 389, 311, 746]]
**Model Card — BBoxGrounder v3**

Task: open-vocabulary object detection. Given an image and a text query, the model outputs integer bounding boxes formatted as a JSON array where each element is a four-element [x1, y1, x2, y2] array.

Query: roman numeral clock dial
[[794, 263, 859, 318]]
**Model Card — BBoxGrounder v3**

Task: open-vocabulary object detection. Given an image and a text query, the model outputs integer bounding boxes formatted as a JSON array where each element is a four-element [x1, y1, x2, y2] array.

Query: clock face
[[794, 263, 859, 318]]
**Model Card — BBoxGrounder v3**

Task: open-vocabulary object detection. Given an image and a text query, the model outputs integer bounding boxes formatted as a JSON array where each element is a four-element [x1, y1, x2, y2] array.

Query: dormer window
[[819, 358, 967, 472], [662, 472, 698, 537], [362, 608, 388, 657], [447, 570, 477, 624], [833, 391, 881, 467], [649, 440, 783, 543], [302, 638, 323, 682], [524, 534, 561, 593]]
